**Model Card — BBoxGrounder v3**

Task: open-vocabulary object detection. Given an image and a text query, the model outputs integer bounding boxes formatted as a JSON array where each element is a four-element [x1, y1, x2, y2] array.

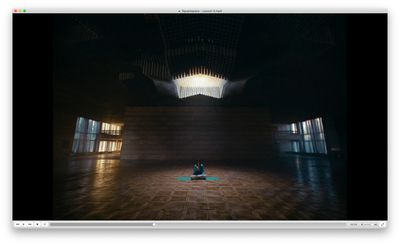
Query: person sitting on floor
[[193, 163, 201, 175], [191, 162, 207, 180], [199, 163, 205, 175]]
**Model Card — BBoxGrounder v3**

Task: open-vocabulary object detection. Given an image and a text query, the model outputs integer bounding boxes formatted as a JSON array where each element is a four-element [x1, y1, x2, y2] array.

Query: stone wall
[[121, 106, 273, 161]]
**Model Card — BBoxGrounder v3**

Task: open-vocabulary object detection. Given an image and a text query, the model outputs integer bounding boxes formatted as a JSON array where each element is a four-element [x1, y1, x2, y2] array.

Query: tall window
[[72, 117, 123, 154], [291, 140, 300, 152], [72, 117, 101, 153], [290, 123, 298, 134], [101, 122, 122, 135], [276, 117, 327, 154], [299, 117, 327, 154], [98, 140, 123, 152]]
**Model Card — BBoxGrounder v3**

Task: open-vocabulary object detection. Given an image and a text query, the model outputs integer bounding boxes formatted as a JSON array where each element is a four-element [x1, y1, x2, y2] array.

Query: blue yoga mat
[[176, 176, 220, 181]]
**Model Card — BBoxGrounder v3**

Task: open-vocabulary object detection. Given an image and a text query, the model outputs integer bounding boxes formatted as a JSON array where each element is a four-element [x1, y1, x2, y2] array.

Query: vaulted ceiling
[[54, 14, 346, 123]]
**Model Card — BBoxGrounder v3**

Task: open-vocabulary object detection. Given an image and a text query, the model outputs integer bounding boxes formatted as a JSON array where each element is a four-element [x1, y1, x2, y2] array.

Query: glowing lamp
[[173, 74, 227, 99]]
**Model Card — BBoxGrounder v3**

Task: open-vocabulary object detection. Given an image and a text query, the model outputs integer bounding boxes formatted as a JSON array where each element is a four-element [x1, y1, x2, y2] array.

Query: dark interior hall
[[53, 14, 347, 220]]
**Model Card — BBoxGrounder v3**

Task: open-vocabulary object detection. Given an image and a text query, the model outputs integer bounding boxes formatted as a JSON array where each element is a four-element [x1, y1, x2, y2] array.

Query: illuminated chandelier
[[173, 68, 227, 99]]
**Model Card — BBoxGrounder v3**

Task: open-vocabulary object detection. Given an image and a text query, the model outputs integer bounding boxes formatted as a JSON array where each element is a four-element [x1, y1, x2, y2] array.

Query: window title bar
[[12, 8, 387, 14]]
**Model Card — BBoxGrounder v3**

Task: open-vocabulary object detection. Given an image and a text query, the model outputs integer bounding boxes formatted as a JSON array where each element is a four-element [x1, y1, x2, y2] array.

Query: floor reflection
[[54, 154, 346, 220], [292, 155, 340, 214], [91, 159, 120, 202]]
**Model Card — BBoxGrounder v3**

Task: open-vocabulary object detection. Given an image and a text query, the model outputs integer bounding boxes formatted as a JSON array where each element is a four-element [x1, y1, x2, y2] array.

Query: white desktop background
[[0, 0, 397, 244]]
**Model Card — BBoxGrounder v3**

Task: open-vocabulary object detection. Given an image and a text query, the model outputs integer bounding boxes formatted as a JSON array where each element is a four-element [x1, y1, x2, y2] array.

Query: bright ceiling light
[[173, 74, 227, 99]]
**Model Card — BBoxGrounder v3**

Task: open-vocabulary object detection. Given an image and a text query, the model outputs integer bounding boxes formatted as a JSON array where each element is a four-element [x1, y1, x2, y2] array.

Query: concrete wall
[[121, 106, 273, 161]]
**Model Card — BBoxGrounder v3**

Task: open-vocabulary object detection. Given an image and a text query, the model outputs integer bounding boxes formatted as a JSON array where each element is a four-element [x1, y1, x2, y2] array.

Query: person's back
[[199, 163, 205, 174], [193, 163, 201, 175]]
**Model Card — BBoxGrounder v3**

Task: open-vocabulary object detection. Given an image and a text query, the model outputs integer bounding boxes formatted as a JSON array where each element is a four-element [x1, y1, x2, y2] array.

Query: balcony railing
[[100, 130, 122, 136], [273, 131, 301, 140]]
